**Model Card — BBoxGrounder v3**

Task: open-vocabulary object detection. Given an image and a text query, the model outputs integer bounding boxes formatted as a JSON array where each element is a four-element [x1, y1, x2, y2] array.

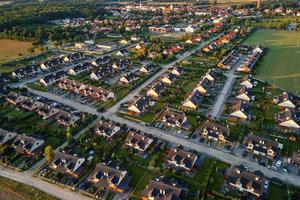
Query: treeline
[[0, 2, 109, 44]]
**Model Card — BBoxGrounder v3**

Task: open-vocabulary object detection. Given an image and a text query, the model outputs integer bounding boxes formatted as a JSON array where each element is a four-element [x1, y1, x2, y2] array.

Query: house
[[63, 52, 85, 62], [50, 152, 86, 178], [140, 64, 154, 74], [141, 179, 186, 200], [119, 72, 138, 85], [147, 82, 166, 100], [128, 95, 152, 115], [195, 77, 212, 95], [87, 163, 129, 193], [12, 135, 45, 156], [235, 86, 254, 102], [112, 59, 132, 70], [204, 69, 216, 82], [171, 67, 184, 76], [165, 146, 198, 172], [116, 49, 130, 57], [36, 104, 60, 120], [124, 131, 153, 152], [240, 76, 254, 89], [225, 165, 266, 198], [39, 70, 68, 87], [5, 92, 27, 105], [149, 25, 173, 33], [161, 73, 177, 85], [160, 108, 187, 128], [94, 120, 121, 139], [21, 98, 43, 112], [40, 57, 65, 70], [131, 35, 140, 41], [12, 65, 41, 79], [68, 62, 92, 76], [229, 100, 250, 121], [91, 56, 111, 67], [135, 42, 145, 50], [96, 41, 118, 51], [201, 122, 230, 143], [244, 134, 281, 159], [56, 111, 80, 127], [275, 108, 300, 130], [0, 129, 17, 146], [273, 92, 298, 109], [183, 90, 203, 110], [90, 66, 115, 81]]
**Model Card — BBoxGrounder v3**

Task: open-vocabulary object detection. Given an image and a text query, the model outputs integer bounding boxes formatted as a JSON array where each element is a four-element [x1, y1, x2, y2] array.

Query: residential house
[[87, 163, 129, 193], [39, 70, 68, 87], [56, 111, 80, 127], [141, 179, 186, 200], [229, 100, 250, 121], [0, 129, 17, 146], [244, 134, 281, 159], [94, 120, 121, 139], [161, 73, 177, 85], [291, 151, 300, 168], [119, 72, 138, 85], [68, 62, 92, 76], [140, 64, 154, 74], [63, 52, 85, 63], [40, 57, 65, 70], [201, 122, 230, 143], [50, 152, 86, 178], [195, 77, 212, 95], [5, 92, 27, 105], [171, 67, 184, 76], [36, 104, 60, 120], [147, 82, 166, 100], [12, 135, 45, 156], [165, 146, 198, 172], [240, 76, 254, 89], [225, 165, 266, 198], [128, 95, 152, 115], [12, 65, 41, 79], [273, 92, 299, 109], [116, 49, 130, 57], [21, 98, 43, 112], [124, 131, 153, 152], [183, 90, 203, 110], [235, 86, 254, 102], [160, 108, 187, 128], [275, 108, 300, 130], [91, 56, 111, 67], [90, 66, 115, 81]]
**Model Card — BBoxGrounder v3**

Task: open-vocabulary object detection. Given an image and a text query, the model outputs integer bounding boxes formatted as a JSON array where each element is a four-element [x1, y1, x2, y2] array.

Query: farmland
[[243, 29, 300, 94], [0, 39, 36, 64], [0, 176, 59, 200]]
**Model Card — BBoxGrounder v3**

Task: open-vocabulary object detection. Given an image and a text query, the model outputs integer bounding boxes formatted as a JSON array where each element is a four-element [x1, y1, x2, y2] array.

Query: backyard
[[243, 29, 300, 94]]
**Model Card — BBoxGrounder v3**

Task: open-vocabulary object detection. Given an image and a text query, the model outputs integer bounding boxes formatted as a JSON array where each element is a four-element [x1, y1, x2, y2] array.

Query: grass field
[[243, 29, 300, 94], [0, 39, 35, 63], [0, 176, 59, 200]]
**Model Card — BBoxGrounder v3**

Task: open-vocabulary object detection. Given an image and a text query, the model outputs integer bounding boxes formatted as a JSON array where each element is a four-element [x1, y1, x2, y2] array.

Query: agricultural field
[[0, 39, 36, 64], [0, 176, 58, 200], [243, 29, 300, 94]]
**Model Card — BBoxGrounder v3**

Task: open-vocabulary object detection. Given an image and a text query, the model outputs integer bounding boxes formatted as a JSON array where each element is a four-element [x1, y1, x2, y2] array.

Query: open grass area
[[243, 29, 300, 94], [0, 39, 36, 64], [0, 176, 59, 200]]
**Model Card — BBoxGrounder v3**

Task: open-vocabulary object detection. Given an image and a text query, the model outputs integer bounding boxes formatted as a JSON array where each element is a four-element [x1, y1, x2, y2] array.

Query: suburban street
[[2, 27, 300, 200]]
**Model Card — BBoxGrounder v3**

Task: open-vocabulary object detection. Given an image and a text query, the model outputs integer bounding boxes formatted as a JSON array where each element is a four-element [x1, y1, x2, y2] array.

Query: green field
[[243, 29, 300, 94]]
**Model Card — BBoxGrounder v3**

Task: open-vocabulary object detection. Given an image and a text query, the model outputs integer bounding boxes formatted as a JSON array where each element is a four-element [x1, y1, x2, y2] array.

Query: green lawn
[[243, 29, 300, 94]]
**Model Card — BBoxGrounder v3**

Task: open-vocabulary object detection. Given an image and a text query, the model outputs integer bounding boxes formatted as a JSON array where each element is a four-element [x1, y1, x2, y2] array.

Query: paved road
[[0, 166, 91, 200], [209, 57, 244, 120], [105, 115, 300, 188]]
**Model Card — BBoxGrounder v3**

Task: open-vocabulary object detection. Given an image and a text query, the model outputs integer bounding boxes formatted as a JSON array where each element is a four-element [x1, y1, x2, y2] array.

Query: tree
[[230, 16, 238, 25], [66, 127, 72, 144], [44, 146, 54, 164]]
